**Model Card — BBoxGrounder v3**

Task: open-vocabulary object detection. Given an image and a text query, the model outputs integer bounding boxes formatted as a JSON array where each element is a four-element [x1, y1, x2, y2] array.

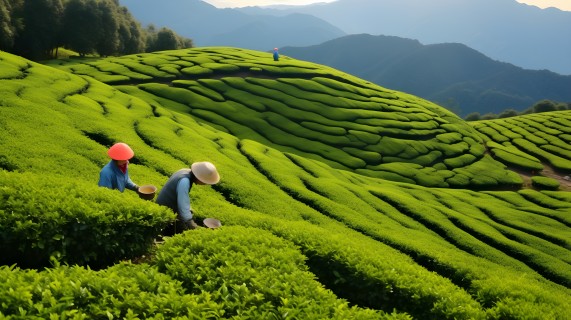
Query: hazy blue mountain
[[280, 34, 571, 116], [242, 0, 571, 75], [118, 0, 345, 50]]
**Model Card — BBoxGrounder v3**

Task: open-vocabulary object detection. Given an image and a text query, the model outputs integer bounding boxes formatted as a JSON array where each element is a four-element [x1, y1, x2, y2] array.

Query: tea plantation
[[1, 48, 570, 319]]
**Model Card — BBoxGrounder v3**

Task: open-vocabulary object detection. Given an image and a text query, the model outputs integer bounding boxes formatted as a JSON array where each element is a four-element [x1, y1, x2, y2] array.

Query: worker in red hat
[[98, 142, 140, 193]]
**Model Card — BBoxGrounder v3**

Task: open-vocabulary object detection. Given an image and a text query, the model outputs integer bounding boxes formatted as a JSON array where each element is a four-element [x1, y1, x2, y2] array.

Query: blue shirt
[[98, 160, 138, 192], [156, 169, 195, 222]]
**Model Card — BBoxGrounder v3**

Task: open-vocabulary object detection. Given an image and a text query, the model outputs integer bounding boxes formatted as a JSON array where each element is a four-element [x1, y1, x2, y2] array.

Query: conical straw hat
[[191, 161, 220, 185]]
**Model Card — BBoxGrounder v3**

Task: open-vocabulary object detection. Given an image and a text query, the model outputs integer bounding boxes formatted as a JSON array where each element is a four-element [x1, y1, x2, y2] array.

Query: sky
[[202, 0, 571, 11], [203, 0, 335, 7]]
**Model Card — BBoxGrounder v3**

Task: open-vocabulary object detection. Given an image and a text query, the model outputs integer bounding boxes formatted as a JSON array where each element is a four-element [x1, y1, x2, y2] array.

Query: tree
[[533, 100, 557, 113], [153, 27, 178, 51], [61, 0, 99, 56], [0, 0, 19, 50], [2, 0, 193, 59], [12, 0, 63, 59], [180, 37, 193, 49], [481, 113, 497, 120], [144, 24, 157, 52], [145, 24, 193, 53], [116, 7, 144, 55], [498, 109, 519, 118], [555, 102, 569, 111], [94, 0, 119, 57], [464, 112, 481, 121]]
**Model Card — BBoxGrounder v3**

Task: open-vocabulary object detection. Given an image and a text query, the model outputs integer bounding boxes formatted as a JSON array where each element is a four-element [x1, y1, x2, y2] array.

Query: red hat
[[108, 143, 134, 160]]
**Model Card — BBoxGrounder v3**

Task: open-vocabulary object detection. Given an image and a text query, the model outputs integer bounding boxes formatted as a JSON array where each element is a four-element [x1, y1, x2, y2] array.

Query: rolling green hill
[[44, 47, 523, 190], [1, 48, 571, 319]]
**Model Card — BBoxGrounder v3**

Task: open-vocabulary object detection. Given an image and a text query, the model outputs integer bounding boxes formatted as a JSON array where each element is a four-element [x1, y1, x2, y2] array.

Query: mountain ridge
[[240, 0, 571, 75], [280, 34, 571, 116], [119, 0, 345, 50]]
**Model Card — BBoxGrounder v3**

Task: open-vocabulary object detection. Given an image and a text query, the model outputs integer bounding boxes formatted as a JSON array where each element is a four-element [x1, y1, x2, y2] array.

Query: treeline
[[465, 100, 571, 121], [0, 0, 192, 60]]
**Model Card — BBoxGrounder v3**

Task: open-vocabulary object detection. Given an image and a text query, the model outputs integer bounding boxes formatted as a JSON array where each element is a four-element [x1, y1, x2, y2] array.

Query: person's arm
[[176, 178, 193, 221], [125, 174, 139, 192]]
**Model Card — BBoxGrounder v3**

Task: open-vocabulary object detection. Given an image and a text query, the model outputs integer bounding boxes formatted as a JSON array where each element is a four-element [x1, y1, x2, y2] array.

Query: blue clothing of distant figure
[[98, 160, 138, 192], [273, 50, 279, 61], [155, 169, 195, 222]]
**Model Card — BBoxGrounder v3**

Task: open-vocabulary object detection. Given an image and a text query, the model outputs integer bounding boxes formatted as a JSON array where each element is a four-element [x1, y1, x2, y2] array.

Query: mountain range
[[119, 0, 571, 75], [280, 34, 571, 116], [242, 0, 571, 75], [118, 0, 345, 50]]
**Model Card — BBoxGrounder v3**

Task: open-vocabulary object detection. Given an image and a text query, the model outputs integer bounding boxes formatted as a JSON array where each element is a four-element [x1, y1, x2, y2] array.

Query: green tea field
[[1, 47, 570, 319]]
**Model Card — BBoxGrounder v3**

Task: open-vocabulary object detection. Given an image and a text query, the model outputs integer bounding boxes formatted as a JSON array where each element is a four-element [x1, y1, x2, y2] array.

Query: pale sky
[[516, 0, 571, 11], [202, 0, 571, 11], [202, 0, 332, 8]]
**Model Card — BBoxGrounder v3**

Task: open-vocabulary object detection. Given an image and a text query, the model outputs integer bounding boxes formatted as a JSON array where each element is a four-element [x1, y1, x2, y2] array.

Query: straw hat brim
[[191, 162, 220, 185]]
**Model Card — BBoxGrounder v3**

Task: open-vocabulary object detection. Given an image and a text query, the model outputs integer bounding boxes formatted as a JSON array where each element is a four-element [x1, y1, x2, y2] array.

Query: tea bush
[[531, 176, 561, 190], [486, 141, 543, 171], [0, 171, 174, 268], [472, 112, 571, 172], [153, 226, 406, 319], [0, 263, 222, 319]]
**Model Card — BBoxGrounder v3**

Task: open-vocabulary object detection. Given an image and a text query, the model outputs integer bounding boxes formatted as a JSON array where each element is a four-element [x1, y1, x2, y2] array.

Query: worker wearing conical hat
[[156, 162, 220, 232], [98, 142, 140, 193]]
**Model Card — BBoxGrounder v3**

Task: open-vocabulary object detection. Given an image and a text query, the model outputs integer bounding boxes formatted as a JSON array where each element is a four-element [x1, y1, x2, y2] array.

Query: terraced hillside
[[1, 49, 571, 319], [471, 113, 571, 190], [46, 48, 521, 189]]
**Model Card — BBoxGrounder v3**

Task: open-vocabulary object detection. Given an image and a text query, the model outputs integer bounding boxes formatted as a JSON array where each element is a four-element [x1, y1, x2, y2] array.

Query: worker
[[273, 47, 280, 61], [156, 161, 220, 232], [98, 142, 140, 193]]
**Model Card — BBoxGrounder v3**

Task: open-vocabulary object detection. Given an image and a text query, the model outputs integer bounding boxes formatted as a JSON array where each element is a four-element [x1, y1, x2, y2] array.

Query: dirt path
[[510, 163, 571, 191], [485, 144, 570, 192], [538, 164, 571, 191]]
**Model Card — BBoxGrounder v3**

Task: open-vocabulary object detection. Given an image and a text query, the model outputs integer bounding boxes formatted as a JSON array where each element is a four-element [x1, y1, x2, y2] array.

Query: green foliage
[[472, 112, 571, 172], [2, 0, 190, 60], [0, 170, 174, 268], [487, 141, 543, 171], [1, 48, 571, 319], [45, 48, 521, 188], [531, 176, 560, 190], [154, 226, 397, 319], [0, 263, 221, 319]]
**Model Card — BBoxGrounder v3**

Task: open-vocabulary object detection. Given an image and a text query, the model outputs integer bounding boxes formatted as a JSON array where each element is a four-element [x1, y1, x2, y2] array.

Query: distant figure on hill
[[98, 143, 140, 193], [156, 162, 220, 233], [273, 48, 280, 61]]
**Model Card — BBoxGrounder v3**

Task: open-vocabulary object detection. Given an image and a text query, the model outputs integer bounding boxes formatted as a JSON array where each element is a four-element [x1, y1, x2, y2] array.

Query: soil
[[511, 163, 571, 192]]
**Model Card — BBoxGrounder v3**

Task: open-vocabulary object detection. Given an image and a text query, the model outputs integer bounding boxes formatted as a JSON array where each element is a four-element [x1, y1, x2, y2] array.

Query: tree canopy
[[465, 100, 570, 121], [0, 0, 192, 59]]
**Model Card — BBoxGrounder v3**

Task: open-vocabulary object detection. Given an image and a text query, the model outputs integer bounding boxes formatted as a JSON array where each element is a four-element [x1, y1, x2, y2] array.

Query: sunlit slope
[[47, 47, 521, 189], [2, 51, 571, 318], [471, 112, 571, 173]]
